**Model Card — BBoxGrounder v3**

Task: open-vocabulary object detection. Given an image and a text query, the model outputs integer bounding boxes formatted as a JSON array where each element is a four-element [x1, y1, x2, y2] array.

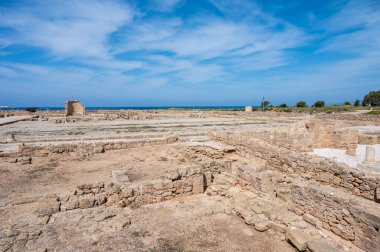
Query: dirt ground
[[1, 109, 378, 251]]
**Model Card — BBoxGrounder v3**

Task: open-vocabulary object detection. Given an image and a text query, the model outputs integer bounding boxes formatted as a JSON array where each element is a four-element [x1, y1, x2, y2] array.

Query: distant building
[[245, 106, 252, 112], [65, 100, 85, 116]]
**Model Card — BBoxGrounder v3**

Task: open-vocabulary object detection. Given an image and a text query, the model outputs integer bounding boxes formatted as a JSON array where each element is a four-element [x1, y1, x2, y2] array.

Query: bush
[[279, 103, 287, 108], [25, 107, 37, 113], [344, 101, 351, 106], [354, 100, 360, 106], [314, 101, 325, 108], [362, 90, 380, 106], [296, 101, 307, 108], [261, 100, 270, 108]]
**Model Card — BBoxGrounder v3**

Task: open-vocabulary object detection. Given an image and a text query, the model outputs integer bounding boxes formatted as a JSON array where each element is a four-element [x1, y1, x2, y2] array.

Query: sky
[[0, 0, 379, 107]]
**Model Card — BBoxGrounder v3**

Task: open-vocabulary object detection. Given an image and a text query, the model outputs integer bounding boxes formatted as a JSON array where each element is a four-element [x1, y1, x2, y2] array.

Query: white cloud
[[320, 0, 380, 55], [147, 0, 184, 12], [0, 0, 133, 59]]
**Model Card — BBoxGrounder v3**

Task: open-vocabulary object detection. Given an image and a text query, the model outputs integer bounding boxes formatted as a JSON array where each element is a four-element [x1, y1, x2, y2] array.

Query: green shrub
[[363, 90, 380, 106], [314, 101, 325, 108], [354, 100, 360, 106], [296, 101, 307, 108], [344, 101, 351, 106], [25, 107, 37, 113]]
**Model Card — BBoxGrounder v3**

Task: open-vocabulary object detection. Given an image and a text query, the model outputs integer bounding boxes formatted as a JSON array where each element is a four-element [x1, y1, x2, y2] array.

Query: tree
[[344, 101, 351, 106], [354, 100, 360, 106], [314, 101, 325, 108], [25, 107, 37, 113], [296, 101, 307, 108], [362, 90, 380, 106], [261, 100, 270, 108], [279, 103, 287, 108]]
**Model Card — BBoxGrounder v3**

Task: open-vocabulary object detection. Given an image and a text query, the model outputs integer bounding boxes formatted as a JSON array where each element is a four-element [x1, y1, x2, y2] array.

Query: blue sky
[[0, 0, 379, 107]]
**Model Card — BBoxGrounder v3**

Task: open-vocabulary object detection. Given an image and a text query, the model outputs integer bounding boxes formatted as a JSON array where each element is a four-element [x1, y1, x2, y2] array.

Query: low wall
[[17, 136, 178, 157], [291, 184, 380, 252], [210, 131, 379, 201], [56, 172, 209, 212], [234, 120, 358, 152]]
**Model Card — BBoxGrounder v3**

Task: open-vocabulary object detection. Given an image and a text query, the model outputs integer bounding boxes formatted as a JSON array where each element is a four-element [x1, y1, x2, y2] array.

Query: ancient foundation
[[0, 110, 379, 251]]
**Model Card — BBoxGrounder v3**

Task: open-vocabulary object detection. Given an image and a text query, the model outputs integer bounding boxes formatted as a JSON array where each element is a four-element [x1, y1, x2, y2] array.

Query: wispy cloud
[[0, 0, 133, 59], [0, 0, 379, 106]]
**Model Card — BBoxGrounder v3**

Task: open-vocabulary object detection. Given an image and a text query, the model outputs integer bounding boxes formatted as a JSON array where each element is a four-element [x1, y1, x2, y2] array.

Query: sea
[[0, 106, 252, 111]]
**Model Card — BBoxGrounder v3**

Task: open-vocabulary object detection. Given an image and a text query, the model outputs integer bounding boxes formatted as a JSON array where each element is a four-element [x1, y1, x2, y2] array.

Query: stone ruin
[[65, 100, 85, 117], [1, 113, 379, 251]]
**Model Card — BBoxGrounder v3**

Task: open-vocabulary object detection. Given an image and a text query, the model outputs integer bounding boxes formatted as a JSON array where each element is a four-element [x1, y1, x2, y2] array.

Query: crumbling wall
[[15, 136, 179, 158], [291, 184, 380, 252], [210, 131, 379, 201], [65, 100, 85, 116], [237, 120, 359, 152]]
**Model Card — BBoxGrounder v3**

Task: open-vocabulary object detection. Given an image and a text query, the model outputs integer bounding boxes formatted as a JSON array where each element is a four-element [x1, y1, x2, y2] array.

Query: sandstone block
[[308, 240, 344, 252], [254, 221, 270, 232], [167, 170, 181, 181], [79, 198, 95, 209], [287, 229, 312, 251], [192, 174, 205, 194], [112, 170, 130, 184], [34, 198, 60, 216], [303, 213, 322, 228]]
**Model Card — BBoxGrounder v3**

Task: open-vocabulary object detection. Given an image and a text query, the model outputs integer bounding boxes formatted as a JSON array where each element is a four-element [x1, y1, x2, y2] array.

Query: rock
[[64, 200, 79, 210], [12, 196, 39, 205], [19, 157, 31, 165], [254, 221, 270, 232], [308, 240, 344, 252], [287, 228, 312, 251], [303, 213, 322, 228], [79, 198, 95, 209], [34, 197, 60, 216], [291, 220, 308, 229], [167, 170, 181, 181], [112, 170, 130, 184], [192, 174, 206, 194], [94, 146, 105, 153], [250, 204, 263, 214], [9, 158, 18, 163]]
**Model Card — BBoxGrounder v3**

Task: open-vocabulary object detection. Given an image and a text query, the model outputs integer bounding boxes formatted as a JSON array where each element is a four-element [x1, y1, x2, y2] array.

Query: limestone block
[[287, 228, 312, 251], [303, 213, 322, 228], [34, 197, 60, 216], [192, 174, 206, 194], [79, 198, 95, 209], [167, 170, 181, 181], [308, 239, 344, 252], [112, 170, 130, 185], [254, 221, 270, 232]]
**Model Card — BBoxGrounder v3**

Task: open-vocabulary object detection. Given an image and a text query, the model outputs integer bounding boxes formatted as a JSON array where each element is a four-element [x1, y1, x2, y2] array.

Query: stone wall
[[234, 120, 358, 152], [65, 100, 85, 116], [359, 133, 380, 145], [210, 131, 379, 201], [16, 136, 178, 158], [36, 172, 210, 216], [291, 184, 380, 252]]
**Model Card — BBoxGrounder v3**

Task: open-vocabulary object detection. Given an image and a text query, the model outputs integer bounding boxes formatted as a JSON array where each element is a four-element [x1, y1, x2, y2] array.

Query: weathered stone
[[112, 170, 130, 184], [287, 228, 312, 251], [34, 198, 60, 216], [303, 213, 322, 228], [79, 198, 95, 209], [192, 174, 205, 194], [254, 221, 270, 232], [308, 239, 344, 252], [167, 170, 181, 181]]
